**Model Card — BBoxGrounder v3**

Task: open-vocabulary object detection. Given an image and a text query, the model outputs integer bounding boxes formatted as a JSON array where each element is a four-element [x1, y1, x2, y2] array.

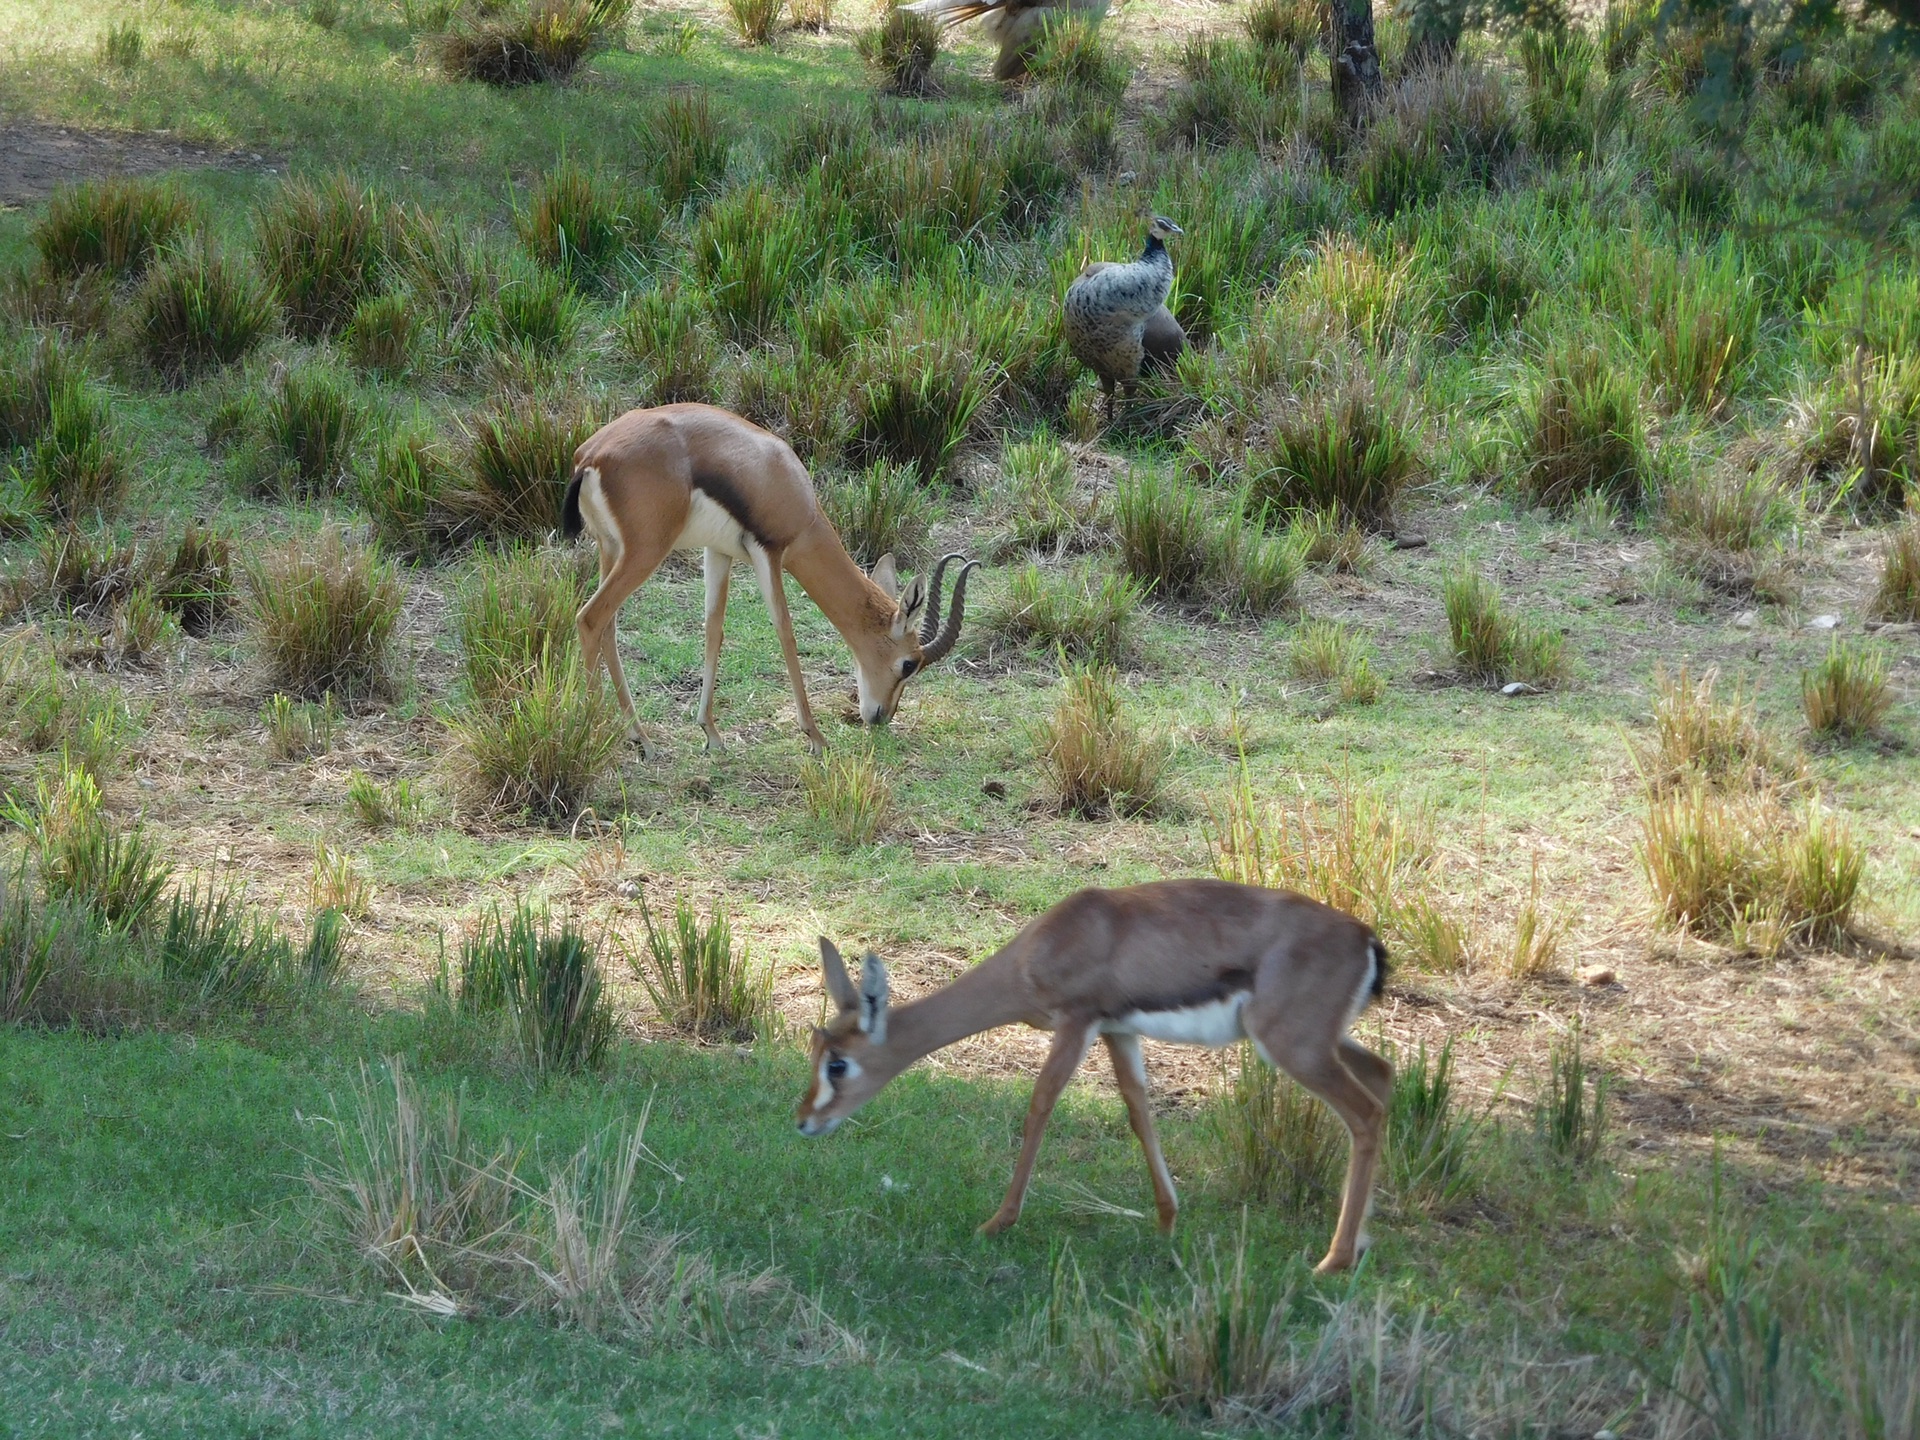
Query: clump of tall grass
[[726, 0, 782, 45], [454, 543, 588, 703], [1792, 354, 1920, 511], [631, 893, 775, 1042], [22, 374, 126, 521], [848, 328, 994, 484], [159, 878, 344, 1007], [1288, 235, 1421, 352], [344, 291, 421, 376], [310, 840, 375, 920], [1244, 374, 1420, 532], [802, 748, 892, 848], [1207, 768, 1433, 940], [619, 284, 723, 406], [31, 177, 193, 282], [246, 526, 404, 700], [817, 461, 937, 567], [1640, 784, 1866, 951], [1517, 343, 1647, 511], [450, 390, 598, 540], [691, 185, 811, 341], [644, 89, 733, 206], [1634, 665, 1779, 794], [1385, 1038, 1480, 1209], [1801, 641, 1893, 741], [1870, 514, 1920, 622], [1640, 249, 1761, 415], [1660, 466, 1799, 604], [254, 173, 386, 338], [446, 654, 624, 819], [1442, 565, 1568, 688], [1244, 0, 1320, 55], [857, 2, 940, 96], [0, 330, 79, 449], [986, 564, 1141, 665], [789, 0, 833, 33], [1114, 470, 1302, 616], [1, 649, 137, 776], [3, 765, 170, 933], [1349, 64, 1519, 217], [1160, 33, 1297, 150], [518, 160, 651, 278], [430, 0, 632, 86], [1288, 619, 1384, 704], [457, 902, 615, 1072], [1211, 1046, 1344, 1212], [358, 425, 459, 557], [1034, 660, 1166, 818], [476, 262, 582, 356], [237, 363, 365, 498], [1534, 1021, 1608, 1166], [133, 241, 275, 379]]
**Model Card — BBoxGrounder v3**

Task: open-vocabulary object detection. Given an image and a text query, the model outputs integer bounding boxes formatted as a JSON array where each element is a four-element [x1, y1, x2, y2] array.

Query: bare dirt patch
[[0, 118, 269, 206]]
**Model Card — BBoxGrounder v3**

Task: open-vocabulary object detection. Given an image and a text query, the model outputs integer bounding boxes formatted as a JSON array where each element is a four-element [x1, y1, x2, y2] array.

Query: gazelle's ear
[[858, 951, 889, 1044], [819, 937, 858, 1014], [871, 553, 900, 600], [894, 575, 927, 639]]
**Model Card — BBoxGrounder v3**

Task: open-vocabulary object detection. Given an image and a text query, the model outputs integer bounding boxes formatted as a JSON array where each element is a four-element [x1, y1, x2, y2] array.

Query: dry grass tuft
[[1801, 641, 1894, 741], [1034, 661, 1167, 818], [1635, 665, 1781, 794], [310, 840, 375, 920], [246, 526, 404, 700], [446, 653, 624, 820], [430, 0, 633, 87], [1870, 514, 1920, 622], [1211, 1046, 1343, 1212], [1640, 784, 1866, 952], [985, 564, 1141, 665], [1288, 619, 1384, 704], [801, 748, 893, 849], [1442, 565, 1568, 688]]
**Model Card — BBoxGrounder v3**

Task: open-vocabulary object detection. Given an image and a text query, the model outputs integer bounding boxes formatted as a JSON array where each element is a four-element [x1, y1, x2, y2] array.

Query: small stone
[[981, 779, 1008, 800], [1389, 533, 1429, 550], [616, 879, 640, 900], [685, 777, 715, 801], [1808, 613, 1841, 631], [1732, 610, 1757, 629], [1875, 622, 1916, 637], [1500, 681, 1540, 697], [1578, 964, 1617, 988]]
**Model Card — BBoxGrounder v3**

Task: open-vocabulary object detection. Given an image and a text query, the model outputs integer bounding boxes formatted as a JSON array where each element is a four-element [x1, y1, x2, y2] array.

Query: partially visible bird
[[1063, 217, 1185, 421], [900, 0, 1109, 81]]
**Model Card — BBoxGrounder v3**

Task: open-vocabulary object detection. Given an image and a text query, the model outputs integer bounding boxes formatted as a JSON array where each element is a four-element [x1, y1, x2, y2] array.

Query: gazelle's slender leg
[[1339, 1037, 1394, 1111], [749, 545, 825, 755], [1247, 1017, 1387, 1274], [697, 547, 732, 753], [980, 1019, 1095, 1236], [1105, 1033, 1178, 1233], [575, 533, 674, 756]]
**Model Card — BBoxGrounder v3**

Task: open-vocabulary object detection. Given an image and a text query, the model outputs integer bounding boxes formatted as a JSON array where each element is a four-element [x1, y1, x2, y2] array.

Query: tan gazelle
[[563, 403, 977, 755], [795, 879, 1394, 1274]]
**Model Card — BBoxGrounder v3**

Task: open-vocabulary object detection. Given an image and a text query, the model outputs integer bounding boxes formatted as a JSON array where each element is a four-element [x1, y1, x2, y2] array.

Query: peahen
[[899, 0, 1109, 81], [1063, 216, 1185, 421]]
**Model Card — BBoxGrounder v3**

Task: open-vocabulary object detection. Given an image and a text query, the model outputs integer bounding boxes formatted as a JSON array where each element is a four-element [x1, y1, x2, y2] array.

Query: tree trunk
[[1327, 0, 1384, 124]]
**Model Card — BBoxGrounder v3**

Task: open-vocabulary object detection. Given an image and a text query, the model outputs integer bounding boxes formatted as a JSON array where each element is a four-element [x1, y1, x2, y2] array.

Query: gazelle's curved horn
[[919, 559, 978, 665], [918, 553, 965, 646]]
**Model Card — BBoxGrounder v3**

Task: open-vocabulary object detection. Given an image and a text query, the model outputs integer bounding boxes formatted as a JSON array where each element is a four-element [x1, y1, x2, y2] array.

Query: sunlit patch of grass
[[801, 747, 892, 849], [630, 892, 775, 1042], [985, 563, 1141, 665], [446, 653, 624, 821], [1800, 641, 1893, 741], [1288, 619, 1383, 704], [1442, 565, 1567, 688]]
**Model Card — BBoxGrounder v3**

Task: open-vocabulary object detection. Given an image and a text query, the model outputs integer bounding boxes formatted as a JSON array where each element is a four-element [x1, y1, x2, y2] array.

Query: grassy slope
[[2, 0, 1919, 1433]]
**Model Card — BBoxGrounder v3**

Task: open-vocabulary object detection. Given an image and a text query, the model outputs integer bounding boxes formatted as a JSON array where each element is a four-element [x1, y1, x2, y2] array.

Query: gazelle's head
[[1147, 215, 1184, 243], [851, 553, 978, 727], [796, 939, 893, 1136]]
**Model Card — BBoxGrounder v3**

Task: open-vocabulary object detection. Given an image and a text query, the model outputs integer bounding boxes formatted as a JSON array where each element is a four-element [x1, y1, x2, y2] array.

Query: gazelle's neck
[[871, 948, 1038, 1083], [783, 522, 895, 648]]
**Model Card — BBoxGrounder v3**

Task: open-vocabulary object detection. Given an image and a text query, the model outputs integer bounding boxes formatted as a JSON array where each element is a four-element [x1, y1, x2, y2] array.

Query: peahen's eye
[[826, 1056, 849, 1081]]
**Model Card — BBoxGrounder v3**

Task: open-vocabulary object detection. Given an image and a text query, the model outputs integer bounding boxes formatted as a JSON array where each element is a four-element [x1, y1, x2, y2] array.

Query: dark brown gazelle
[[563, 403, 978, 756], [796, 879, 1395, 1274]]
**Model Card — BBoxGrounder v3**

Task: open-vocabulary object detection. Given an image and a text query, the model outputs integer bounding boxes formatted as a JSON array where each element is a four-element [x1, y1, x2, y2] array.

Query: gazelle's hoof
[[977, 1211, 1018, 1237], [703, 732, 726, 755], [1155, 1205, 1178, 1235], [1313, 1251, 1356, 1275]]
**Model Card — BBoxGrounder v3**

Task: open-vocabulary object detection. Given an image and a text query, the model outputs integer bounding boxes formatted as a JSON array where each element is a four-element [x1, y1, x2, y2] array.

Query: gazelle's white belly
[[673, 491, 758, 562], [1101, 992, 1249, 1047]]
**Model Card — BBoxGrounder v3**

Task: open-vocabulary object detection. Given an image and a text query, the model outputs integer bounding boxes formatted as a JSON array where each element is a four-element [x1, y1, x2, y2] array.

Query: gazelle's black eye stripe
[[826, 1057, 849, 1080]]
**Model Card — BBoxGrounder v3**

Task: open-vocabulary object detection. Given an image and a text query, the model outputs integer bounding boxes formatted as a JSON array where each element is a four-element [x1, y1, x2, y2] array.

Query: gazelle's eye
[[898, 658, 919, 680], [826, 1056, 849, 1081]]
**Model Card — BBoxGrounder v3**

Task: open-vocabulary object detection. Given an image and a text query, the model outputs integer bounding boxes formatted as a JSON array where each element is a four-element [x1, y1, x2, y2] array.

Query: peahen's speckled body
[[1063, 221, 1183, 413]]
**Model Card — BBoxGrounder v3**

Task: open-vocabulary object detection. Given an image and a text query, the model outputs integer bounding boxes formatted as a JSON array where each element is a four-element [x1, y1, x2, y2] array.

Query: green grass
[[2, 0, 1918, 1430]]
